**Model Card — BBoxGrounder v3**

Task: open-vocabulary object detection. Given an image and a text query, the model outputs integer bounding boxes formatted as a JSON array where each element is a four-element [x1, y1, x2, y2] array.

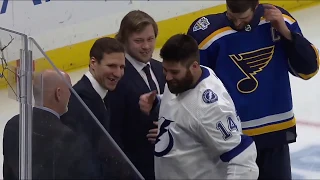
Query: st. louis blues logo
[[229, 46, 274, 94]]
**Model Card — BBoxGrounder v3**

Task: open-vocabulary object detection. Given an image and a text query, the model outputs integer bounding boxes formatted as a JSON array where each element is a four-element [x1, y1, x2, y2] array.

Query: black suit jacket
[[63, 75, 141, 179], [2, 107, 100, 179], [108, 59, 165, 180], [63, 75, 110, 147]]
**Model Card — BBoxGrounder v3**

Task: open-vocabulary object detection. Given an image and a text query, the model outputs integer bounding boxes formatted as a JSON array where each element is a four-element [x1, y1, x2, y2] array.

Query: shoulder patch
[[202, 89, 218, 104], [193, 17, 210, 32]]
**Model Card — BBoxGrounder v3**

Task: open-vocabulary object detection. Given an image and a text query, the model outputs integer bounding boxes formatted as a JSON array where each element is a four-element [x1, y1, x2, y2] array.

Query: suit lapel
[[125, 59, 150, 91], [81, 75, 103, 100], [80, 75, 110, 130]]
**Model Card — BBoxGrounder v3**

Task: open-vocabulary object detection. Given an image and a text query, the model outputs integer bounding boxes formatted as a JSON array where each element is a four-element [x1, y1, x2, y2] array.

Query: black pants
[[256, 144, 292, 180]]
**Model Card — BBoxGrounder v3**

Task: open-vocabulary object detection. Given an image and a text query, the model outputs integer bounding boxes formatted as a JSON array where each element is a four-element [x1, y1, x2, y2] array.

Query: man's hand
[[139, 90, 157, 115], [263, 4, 292, 40], [147, 121, 158, 144]]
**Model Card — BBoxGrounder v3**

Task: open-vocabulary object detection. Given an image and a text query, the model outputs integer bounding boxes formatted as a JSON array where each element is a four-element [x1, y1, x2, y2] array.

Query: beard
[[167, 70, 194, 94]]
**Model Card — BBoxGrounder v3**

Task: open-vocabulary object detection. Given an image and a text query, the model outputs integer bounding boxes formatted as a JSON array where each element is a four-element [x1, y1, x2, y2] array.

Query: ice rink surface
[[1, 4, 320, 179]]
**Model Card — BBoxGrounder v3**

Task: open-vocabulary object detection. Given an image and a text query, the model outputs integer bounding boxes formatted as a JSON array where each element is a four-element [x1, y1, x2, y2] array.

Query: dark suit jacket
[[63, 75, 111, 149], [108, 59, 165, 180], [2, 107, 100, 179], [63, 75, 141, 179]]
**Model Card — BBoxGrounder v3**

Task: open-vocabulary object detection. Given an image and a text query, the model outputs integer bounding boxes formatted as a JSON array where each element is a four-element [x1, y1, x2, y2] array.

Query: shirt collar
[[85, 71, 108, 99], [125, 53, 151, 72]]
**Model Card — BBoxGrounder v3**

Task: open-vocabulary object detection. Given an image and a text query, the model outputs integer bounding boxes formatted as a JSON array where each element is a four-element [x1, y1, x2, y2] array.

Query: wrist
[[281, 28, 292, 41]]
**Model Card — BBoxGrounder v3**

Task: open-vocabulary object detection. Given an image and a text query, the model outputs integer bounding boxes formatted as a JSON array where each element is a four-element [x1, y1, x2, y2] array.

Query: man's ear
[[55, 88, 61, 101], [192, 61, 199, 69], [90, 57, 96, 69]]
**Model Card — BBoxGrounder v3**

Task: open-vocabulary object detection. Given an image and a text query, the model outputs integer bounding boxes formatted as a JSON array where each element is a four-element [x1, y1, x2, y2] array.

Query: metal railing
[[0, 26, 33, 179]]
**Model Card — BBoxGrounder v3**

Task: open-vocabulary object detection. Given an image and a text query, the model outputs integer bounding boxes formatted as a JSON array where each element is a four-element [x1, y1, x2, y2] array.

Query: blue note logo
[[155, 117, 174, 157], [229, 46, 274, 94]]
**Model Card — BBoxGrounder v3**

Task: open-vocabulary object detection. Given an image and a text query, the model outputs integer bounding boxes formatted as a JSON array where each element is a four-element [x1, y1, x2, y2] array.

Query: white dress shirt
[[85, 71, 108, 99]]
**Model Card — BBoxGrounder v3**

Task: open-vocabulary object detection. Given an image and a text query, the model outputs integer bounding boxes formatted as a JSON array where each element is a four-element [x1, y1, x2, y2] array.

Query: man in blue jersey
[[187, 0, 319, 179]]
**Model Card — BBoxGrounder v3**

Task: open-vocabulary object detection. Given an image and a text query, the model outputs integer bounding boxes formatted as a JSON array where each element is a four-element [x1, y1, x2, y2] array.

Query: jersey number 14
[[216, 117, 239, 141]]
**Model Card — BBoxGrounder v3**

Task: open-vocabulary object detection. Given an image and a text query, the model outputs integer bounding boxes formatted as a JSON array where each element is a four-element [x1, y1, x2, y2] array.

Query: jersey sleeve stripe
[[220, 135, 254, 162], [242, 117, 296, 136], [259, 14, 295, 27], [282, 14, 296, 24], [260, 14, 296, 24], [199, 14, 295, 51], [297, 45, 320, 79], [198, 27, 236, 50], [241, 109, 293, 128]]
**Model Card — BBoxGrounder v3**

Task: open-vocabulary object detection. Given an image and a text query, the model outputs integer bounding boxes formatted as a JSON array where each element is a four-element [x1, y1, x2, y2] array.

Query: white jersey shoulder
[[155, 66, 259, 180]]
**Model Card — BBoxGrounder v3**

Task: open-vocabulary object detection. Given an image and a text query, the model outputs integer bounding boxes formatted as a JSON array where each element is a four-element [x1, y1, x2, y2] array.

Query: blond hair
[[115, 10, 158, 44]]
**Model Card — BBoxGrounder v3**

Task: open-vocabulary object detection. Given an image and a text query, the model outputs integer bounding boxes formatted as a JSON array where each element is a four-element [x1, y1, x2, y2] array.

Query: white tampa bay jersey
[[155, 66, 259, 180]]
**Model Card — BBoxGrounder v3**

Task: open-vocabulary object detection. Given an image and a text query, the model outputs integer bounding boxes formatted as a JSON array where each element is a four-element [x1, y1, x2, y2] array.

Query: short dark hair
[[115, 10, 158, 44], [160, 34, 199, 67], [89, 37, 124, 63], [226, 0, 258, 13]]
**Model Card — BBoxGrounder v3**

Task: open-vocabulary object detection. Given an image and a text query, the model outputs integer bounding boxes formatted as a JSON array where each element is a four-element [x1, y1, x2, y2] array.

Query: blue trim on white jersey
[[191, 66, 210, 89], [220, 135, 254, 162]]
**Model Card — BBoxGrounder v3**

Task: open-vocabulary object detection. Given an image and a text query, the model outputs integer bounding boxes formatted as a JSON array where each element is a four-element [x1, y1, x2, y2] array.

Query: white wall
[[0, 0, 224, 52]]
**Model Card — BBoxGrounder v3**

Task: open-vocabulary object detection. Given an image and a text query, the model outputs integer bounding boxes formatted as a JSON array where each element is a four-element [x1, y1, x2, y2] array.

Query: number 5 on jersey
[[216, 117, 239, 141]]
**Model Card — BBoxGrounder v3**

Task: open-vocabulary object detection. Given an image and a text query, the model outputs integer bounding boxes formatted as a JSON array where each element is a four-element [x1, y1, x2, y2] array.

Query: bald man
[[32, 69, 71, 115], [3, 69, 101, 179]]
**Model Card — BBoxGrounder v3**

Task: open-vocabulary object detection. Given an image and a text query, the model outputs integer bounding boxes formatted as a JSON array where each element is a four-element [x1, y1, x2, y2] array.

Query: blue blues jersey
[[188, 4, 319, 148]]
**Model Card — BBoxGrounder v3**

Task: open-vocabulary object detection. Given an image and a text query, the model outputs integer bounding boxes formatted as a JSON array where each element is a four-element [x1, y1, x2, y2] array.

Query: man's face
[[90, 52, 125, 91], [162, 61, 194, 94], [125, 24, 156, 63], [226, 7, 255, 30]]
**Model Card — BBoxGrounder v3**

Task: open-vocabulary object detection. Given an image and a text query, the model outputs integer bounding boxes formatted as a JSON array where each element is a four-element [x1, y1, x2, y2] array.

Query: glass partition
[[28, 37, 144, 179], [0, 27, 33, 179]]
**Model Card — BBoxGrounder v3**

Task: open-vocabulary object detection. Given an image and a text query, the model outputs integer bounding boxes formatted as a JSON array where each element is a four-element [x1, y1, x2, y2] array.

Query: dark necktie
[[143, 64, 157, 92], [103, 95, 110, 131]]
